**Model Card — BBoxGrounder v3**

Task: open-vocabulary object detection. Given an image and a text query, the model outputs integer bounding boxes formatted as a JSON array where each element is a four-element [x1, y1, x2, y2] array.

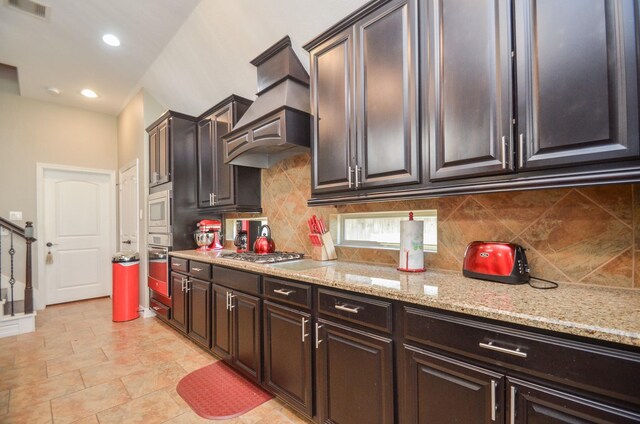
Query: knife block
[[312, 233, 337, 261]]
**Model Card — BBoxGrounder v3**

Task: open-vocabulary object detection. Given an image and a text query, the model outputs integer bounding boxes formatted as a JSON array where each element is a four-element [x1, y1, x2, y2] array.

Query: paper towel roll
[[398, 214, 425, 272]]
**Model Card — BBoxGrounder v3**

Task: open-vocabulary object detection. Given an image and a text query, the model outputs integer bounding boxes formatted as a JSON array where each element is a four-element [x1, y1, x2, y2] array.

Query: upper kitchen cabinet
[[147, 111, 197, 189], [426, 0, 514, 181], [197, 96, 262, 212], [515, 0, 639, 170], [306, 0, 421, 196]]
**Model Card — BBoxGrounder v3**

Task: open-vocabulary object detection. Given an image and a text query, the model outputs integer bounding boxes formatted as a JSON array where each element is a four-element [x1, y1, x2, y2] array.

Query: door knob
[[122, 240, 132, 244], [46, 242, 58, 247]]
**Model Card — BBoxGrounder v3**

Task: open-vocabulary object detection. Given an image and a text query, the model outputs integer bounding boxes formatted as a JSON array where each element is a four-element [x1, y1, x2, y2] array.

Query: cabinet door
[[148, 127, 159, 186], [310, 28, 356, 194], [211, 285, 232, 361], [515, 0, 639, 170], [356, 0, 421, 189], [197, 117, 214, 208], [402, 344, 504, 424], [316, 320, 394, 424], [263, 301, 313, 418], [187, 278, 211, 348], [157, 120, 170, 184], [232, 291, 261, 383], [426, 0, 513, 180], [169, 273, 187, 334], [508, 377, 640, 423], [212, 106, 234, 206]]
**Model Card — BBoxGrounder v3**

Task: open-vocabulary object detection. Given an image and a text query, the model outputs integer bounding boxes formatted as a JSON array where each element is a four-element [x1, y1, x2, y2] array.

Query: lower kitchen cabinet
[[187, 277, 211, 349], [509, 378, 640, 424], [170, 272, 188, 333], [316, 319, 394, 424], [211, 284, 261, 383], [403, 344, 505, 424], [263, 301, 313, 418]]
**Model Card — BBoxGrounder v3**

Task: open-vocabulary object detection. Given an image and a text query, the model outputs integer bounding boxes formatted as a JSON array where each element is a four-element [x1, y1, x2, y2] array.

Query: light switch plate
[[9, 211, 22, 221]]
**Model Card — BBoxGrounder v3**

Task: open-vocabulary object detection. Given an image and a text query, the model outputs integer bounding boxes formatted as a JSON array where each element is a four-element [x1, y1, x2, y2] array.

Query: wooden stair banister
[[0, 219, 36, 315]]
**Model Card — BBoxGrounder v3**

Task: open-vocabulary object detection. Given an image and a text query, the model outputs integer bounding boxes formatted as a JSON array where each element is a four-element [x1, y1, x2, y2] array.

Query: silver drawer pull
[[273, 288, 293, 296], [152, 306, 160, 311], [192, 267, 203, 272], [335, 304, 359, 314], [173, 263, 182, 267], [479, 341, 527, 358]]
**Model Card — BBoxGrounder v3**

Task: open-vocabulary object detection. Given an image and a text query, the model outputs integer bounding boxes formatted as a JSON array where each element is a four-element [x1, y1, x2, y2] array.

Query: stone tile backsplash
[[226, 153, 639, 289]]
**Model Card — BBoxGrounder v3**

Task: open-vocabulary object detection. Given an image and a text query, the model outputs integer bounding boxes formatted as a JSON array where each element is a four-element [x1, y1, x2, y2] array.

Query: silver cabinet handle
[[192, 267, 203, 272], [181, 276, 186, 292], [479, 342, 527, 358], [354, 165, 360, 188], [510, 386, 516, 424], [225, 291, 230, 311], [348, 165, 353, 188], [273, 288, 293, 296], [211, 193, 216, 206], [501, 136, 507, 169], [172, 263, 182, 268], [185, 278, 191, 292], [301, 318, 309, 343], [229, 294, 236, 310], [152, 306, 160, 311], [335, 304, 359, 314], [491, 380, 497, 421], [518, 133, 524, 168], [209, 193, 212, 206], [315, 323, 323, 349]]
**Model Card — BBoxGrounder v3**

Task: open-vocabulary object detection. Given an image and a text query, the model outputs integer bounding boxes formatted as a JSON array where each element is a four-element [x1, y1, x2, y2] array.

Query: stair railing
[[0, 218, 35, 316]]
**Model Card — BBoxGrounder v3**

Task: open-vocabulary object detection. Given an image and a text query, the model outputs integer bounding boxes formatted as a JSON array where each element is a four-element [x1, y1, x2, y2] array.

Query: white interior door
[[118, 161, 139, 252], [43, 168, 113, 305]]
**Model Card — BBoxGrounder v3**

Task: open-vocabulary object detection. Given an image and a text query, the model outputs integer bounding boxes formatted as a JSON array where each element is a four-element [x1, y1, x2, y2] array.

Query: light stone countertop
[[171, 249, 640, 348]]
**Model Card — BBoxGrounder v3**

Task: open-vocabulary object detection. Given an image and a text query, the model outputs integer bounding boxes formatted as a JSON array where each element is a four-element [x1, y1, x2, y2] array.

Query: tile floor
[[0, 298, 311, 423]]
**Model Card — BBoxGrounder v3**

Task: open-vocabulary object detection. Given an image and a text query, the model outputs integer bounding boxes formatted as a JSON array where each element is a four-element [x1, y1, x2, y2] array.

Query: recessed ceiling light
[[81, 88, 98, 98], [46, 87, 60, 95], [102, 34, 120, 47]]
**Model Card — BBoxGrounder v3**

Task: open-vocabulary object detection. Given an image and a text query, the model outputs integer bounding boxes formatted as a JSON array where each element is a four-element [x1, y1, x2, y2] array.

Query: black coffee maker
[[233, 220, 262, 252]]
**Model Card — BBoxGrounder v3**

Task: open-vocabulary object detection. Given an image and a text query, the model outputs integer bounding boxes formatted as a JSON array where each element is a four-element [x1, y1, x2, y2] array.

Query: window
[[333, 210, 437, 252]]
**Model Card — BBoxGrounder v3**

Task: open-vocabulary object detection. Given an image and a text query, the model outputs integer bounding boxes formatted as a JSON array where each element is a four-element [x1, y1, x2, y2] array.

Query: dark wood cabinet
[[515, 0, 639, 171], [263, 301, 313, 418], [211, 284, 232, 361], [403, 344, 505, 424], [425, 0, 513, 181], [197, 96, 261, 212], [169, 272, 187, 333], [509, 378, 640, 424], [308, 0, 421, 195], [187, 277, 211, 349], [316, 319, 394, 424], [211, 284, 261, 383], [149, 119, 171, 186]]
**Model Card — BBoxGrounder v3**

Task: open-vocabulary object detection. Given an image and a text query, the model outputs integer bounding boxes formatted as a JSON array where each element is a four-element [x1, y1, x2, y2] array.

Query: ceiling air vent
[[5, 0, 51, 21]]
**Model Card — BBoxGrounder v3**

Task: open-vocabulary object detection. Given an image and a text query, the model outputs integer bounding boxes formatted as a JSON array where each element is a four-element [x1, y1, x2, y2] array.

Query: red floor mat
[[176, 361, 273, 420]]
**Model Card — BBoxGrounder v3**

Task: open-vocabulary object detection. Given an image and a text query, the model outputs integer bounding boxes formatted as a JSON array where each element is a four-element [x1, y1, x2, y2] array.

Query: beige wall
[[116, 89, 165, 310], [0, 92, 117, 306]]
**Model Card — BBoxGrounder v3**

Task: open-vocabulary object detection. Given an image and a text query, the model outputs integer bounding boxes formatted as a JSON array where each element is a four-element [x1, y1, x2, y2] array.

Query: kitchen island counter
[[171, 249, 640, 348]]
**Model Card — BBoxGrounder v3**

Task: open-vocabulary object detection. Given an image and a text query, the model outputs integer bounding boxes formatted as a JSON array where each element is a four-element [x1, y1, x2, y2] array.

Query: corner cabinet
[[148, 119, 170, 186], [196, 96, 261, 212], [307, 0, 421, 196]]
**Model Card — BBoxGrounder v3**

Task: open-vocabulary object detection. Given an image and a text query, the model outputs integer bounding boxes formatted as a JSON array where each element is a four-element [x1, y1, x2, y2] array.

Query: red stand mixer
[[194, 219, 223, 251]]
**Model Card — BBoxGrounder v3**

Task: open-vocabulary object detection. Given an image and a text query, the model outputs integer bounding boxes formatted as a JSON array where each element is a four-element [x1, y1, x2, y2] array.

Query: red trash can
[[112, 251, 140, 322]]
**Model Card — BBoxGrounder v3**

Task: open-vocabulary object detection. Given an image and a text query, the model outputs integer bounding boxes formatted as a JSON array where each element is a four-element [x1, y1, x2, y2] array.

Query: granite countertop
[[171, 249, 640, 348]]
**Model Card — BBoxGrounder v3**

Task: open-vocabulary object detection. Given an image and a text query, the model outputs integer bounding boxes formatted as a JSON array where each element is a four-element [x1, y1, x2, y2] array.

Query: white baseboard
[[0, 312, 36, 338], [140, 305, 156, 318]]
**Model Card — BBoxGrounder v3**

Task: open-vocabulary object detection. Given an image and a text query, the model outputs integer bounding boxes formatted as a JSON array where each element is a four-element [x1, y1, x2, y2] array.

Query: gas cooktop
[[220, 251, 304, 264]]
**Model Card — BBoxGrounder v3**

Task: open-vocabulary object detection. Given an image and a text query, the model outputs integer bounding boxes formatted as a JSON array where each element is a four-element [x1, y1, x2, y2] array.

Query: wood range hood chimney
[[223, 36, 311, 169]]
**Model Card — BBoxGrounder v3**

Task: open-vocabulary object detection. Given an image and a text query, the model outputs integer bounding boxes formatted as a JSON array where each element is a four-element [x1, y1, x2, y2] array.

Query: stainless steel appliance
[[147, 239, 170, 297], [194, 219, 223, 251], [221, 251, 304, 264], [233, 220, 262, 252], [148, 190, 171, 234]]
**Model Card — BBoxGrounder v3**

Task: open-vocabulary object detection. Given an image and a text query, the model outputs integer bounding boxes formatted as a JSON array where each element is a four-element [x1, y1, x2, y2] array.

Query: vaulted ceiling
[[0, 0, 368, 117]]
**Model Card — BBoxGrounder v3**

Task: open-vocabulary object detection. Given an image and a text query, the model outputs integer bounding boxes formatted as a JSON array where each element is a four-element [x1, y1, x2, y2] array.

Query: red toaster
[[462, 241, 530, 284]]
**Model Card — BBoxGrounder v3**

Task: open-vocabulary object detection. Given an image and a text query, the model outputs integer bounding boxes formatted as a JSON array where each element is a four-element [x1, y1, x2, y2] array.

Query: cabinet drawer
[[264, 277, 312, 309], [150, 298, 170, 321], [403, 306, 640, 406], [318, 288, 392, 333], [148, 277, 168, 297], [189, 261, 211, 280], [171, 257, 188, 271], [212, 266, 261, 295]]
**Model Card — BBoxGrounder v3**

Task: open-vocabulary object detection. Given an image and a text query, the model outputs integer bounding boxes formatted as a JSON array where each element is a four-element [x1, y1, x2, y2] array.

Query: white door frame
[[36, 163, 116, 310], [118, 158, 140, 253]]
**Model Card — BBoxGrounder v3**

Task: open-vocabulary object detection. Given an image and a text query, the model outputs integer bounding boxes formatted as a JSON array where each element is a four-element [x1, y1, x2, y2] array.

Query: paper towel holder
[[397, 212, 426, 273]]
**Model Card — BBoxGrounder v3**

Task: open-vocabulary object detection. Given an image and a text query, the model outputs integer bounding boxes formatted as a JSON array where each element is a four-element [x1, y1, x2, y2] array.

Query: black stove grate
[[220, 251, 304, 264]]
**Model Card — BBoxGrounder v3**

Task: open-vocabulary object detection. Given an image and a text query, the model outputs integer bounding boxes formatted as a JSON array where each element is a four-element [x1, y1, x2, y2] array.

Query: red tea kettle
[[253, 225, 276, 254]]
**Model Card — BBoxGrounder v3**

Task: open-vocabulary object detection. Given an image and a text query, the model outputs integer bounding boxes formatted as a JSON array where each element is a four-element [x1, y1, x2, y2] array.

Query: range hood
[[223, 36, 311, 169]]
